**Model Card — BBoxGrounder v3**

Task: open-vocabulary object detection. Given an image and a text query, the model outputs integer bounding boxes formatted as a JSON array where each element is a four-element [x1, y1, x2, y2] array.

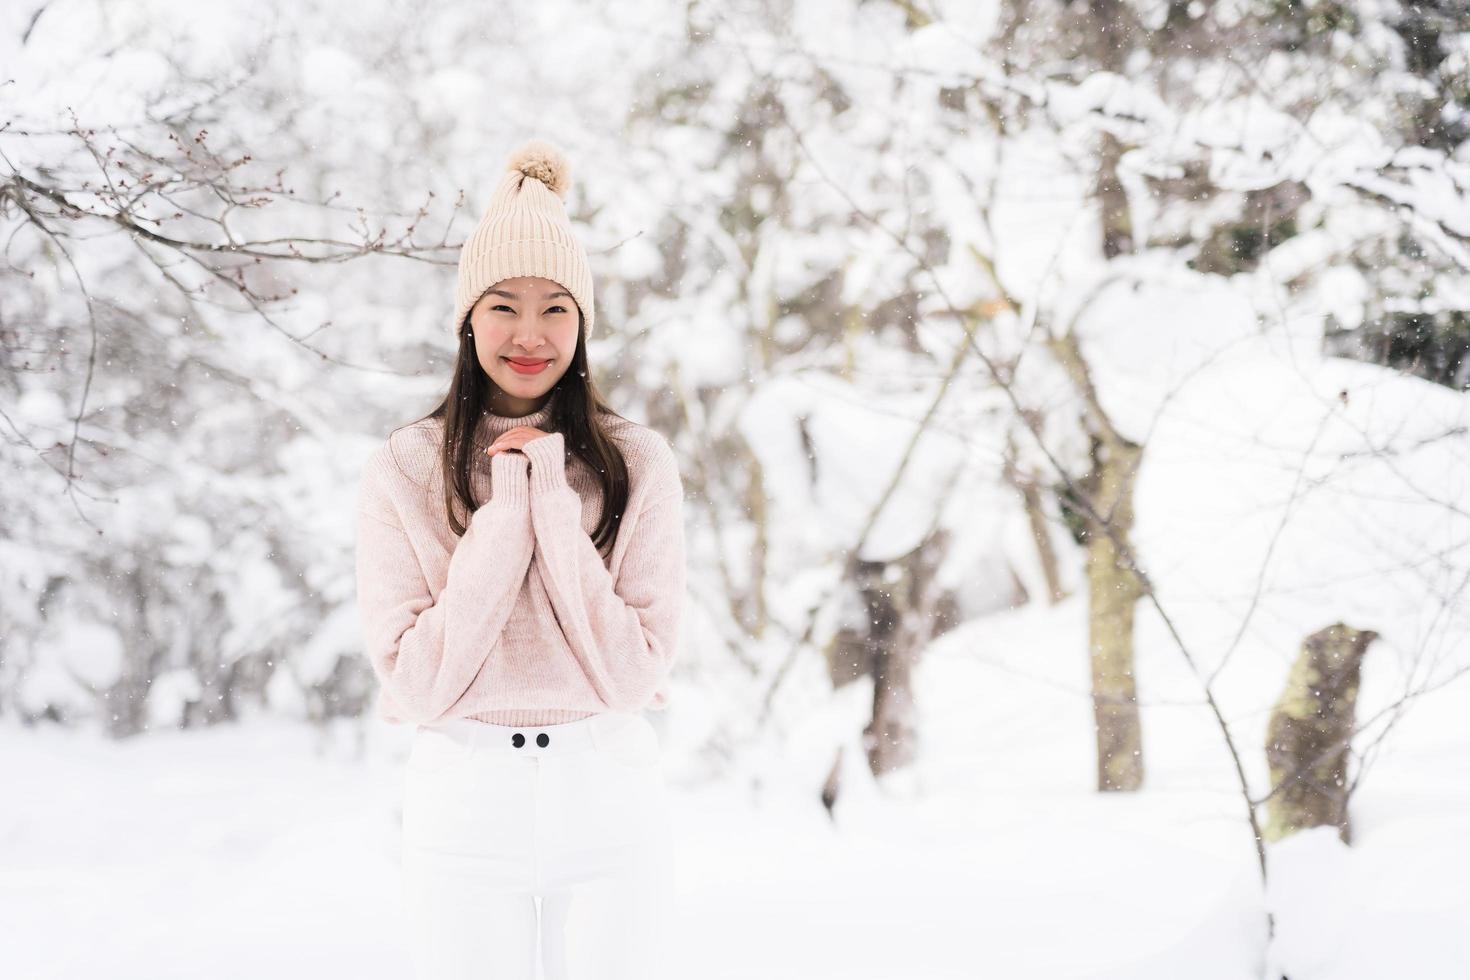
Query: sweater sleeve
[[354, 449, 534, 724], [519, 430, 686, 712]]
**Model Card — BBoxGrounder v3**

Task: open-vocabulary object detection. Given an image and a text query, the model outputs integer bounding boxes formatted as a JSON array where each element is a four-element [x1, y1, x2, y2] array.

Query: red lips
[[504, 356, 550, 375]]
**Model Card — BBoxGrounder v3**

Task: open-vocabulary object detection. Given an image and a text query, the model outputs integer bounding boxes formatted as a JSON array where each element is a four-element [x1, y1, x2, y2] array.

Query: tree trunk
[[866, 633, 919, 778], [1081, 433, 1146, 792], [1003, 421, 1067, 604], [1264, 623, 1378, 845], [847, 554, 919, 777], [830, 528, 954, 779]]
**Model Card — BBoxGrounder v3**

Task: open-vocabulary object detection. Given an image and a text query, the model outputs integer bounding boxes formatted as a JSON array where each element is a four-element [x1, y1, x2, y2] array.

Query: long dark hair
[[410, 309, 630, 553]]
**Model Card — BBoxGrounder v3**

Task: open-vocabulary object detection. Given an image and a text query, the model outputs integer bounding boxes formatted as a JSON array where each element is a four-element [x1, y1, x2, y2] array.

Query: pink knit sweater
[[353, 395, 685, 727]]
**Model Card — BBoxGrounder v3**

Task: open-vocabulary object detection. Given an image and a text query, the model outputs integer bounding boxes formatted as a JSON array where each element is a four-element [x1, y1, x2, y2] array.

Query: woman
[[354, 139, 684, 980]]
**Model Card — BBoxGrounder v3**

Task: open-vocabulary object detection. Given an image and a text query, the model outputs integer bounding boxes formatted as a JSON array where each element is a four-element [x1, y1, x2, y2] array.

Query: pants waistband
[[418, 712, 622, 758]]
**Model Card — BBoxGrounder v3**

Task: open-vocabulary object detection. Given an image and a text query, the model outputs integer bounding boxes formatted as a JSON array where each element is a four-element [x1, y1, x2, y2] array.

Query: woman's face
[[468, 275, 581, 415]]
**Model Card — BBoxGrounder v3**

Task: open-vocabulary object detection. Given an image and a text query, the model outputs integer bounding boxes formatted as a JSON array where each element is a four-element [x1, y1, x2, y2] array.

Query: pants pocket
[[406, 727, 474, 775], [589, 712, 662, 770]]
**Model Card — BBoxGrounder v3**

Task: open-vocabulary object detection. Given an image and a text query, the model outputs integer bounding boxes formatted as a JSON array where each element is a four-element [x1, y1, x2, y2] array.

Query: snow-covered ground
[[4, 592, 1466, 979]]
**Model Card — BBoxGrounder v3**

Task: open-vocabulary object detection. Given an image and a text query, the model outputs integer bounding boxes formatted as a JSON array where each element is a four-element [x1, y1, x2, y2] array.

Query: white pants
[[400, 711, 675, 980]]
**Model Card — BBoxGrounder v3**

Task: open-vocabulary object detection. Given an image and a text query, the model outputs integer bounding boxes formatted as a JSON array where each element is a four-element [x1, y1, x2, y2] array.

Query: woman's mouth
[[503, 356, 550, 376]]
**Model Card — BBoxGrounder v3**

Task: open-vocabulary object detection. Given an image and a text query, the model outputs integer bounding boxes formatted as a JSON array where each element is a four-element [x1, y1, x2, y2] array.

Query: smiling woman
[[353, 138, 685, 980]]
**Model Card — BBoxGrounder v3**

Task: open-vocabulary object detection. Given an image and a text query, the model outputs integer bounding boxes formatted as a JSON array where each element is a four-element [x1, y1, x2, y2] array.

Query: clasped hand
[[486, 426, 553, 457]]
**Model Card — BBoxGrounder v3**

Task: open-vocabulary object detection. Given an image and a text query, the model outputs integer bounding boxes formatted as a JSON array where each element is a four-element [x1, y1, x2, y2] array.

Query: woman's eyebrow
[[487, 288, 572, 300]]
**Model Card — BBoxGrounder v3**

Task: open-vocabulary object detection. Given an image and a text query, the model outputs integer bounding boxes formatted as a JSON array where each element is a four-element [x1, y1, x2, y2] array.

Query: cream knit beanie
[[452, 139, 595, 339]]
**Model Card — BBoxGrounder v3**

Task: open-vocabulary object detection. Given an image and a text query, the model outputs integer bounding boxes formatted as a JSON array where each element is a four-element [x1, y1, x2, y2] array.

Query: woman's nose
[[510, 320, 545, 346]]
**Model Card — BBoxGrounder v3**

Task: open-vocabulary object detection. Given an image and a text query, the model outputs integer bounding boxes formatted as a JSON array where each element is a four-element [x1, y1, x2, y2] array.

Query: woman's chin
[[492, 370, 561, 396]]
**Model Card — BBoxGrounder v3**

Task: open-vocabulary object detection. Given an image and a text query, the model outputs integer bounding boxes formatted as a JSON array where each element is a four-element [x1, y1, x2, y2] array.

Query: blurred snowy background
[[2, 0, 1469, 977]]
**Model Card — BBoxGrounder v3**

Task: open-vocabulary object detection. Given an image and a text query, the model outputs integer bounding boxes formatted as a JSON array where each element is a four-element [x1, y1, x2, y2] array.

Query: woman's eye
[[548, 305, 567, 313], [492, 305, 513, 312]]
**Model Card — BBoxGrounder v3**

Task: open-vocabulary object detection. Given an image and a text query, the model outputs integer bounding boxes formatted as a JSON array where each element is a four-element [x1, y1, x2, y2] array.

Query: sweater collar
[[473, 391, 557, 443]]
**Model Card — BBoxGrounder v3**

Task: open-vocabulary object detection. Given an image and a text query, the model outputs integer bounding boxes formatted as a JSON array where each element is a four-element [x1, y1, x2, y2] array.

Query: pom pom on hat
[[506, 139, 570, 200]]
